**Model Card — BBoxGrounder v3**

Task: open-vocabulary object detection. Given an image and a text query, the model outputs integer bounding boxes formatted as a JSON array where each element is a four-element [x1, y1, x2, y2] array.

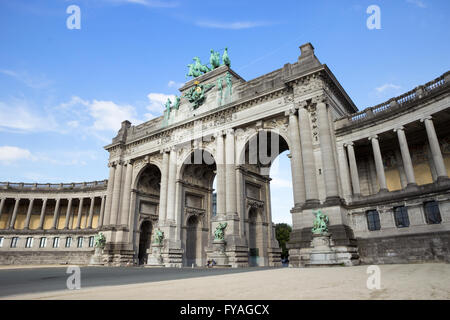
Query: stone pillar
[[64, 198, 73, 229], [38, 198, 47, 230], [215, 131, 226, 216], [9, 198, 20, 229], [166, 148, 177, 222], [51, 198, 61, 229], [23, 198, 35, 230], [75, 198, 84, 229], [369, 135, 388, 192], [421, 116, 448, 181], [0, 198, 5, 226], [345, 142, 361, 195], [394, 126, 417, 187], [119, 161, 133, 226], [158, 150, 170, 222], [98, 195, 106, 228], [298, 105, 319, 205], [287, 108, 305, 206], [317, 101, 339, 201], [337, 145, 352, 199], [225, 129, 237, 215], [110, 161, 124, 226], [103, 162, 116, 226], [87, 197, 95, 228]]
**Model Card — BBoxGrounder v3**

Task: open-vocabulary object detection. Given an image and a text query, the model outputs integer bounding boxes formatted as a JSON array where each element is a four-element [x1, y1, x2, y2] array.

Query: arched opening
[[134, 164, 161, 263], [138, 220, 152, 265], [180, 149, 216, 267], [240, 130, 291, 266]]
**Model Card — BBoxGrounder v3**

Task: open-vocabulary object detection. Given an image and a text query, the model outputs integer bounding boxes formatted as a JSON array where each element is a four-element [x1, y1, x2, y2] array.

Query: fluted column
[[64, 198, 73, 229], [421, 116, 448, 180], [110, 161, 124, 225], [317, 101, 339, 201], [38, 198, 47, 230], [225, 129, 237, 215], [369, 135, 388, 192], [337, 144, 352, 198], [120, 160, 134, 226], [298, 105, 319, 205], [98, 195, 106, 228], [287, 108, 305, 206], [394, 126, 417, 187], [75, 198, 84, 229], [9, 198, 20, 229], [166, 148, 177, 222], [345, 142, 361, 195], [158, 150, 170, 222], [103, 162, 116, 226], [0, 198, 5, 225], [23, 198, 34, 230], [215, 131, 226, 217], [51, 198, 61, 229], [87, 197, 95, 228]]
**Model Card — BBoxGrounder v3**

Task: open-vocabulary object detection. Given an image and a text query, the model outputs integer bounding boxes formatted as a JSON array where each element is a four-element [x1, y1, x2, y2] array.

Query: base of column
[[302, 199, 320, 209], [324, 196, 342, 206], [436, 176, 450, 184], [378, 188, 389, 194], [405, 183, 419, 190]]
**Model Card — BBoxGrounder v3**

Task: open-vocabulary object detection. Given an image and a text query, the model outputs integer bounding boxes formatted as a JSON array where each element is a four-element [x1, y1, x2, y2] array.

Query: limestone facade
[[0, 43, 449, 266]]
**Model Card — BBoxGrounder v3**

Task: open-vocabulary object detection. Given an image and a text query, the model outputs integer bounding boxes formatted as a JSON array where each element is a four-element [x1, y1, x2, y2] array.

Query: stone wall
[[0, 250, 93, 265], [357, 231, 450, 264]]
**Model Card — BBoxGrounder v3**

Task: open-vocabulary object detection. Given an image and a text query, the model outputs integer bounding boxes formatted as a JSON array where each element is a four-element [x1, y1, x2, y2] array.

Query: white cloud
[[168, 80, 184, 88], [375, 83, 401, 93], [0, 146, 33, 164], [89, 100, 141, 131], [104, 0, 179, 8], [406, 0, 427, 8], [145, 93, 176, 119], [0, 69, 51, 89], [195, 20, 272, 30]]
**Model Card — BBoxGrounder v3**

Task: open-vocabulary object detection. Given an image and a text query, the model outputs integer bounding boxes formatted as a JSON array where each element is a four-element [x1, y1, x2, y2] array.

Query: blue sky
[[0, 0, 449, 223]]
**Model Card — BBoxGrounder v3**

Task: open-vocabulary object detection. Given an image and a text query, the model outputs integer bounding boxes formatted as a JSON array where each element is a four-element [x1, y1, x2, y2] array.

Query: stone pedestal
[[89, 247, 104, 266], [307, 233, 340, 266], [146, 244, 165, 267], [208, 240, 231, 267]]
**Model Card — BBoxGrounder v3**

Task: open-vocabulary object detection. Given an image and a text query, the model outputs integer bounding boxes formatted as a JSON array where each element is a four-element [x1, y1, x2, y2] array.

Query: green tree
[[275, 223, 292, 260]]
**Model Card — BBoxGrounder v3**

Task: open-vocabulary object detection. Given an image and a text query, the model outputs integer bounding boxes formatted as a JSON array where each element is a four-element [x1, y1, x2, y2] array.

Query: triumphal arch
[[1, 43, 449, 266]]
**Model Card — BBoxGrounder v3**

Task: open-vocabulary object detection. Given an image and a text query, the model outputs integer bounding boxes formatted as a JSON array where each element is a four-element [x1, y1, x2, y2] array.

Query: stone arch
[[132, 159, 162, 191]]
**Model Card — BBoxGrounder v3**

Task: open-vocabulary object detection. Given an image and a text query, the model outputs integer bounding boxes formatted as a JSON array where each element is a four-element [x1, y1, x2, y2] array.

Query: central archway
[[180, 149, 216, 267]]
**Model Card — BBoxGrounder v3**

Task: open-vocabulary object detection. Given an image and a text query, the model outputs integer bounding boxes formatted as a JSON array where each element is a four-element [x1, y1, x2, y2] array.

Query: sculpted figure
[[214, 222, 228, 241], [153, 228, 164, 245], [312, 210, 329, 235], [209, 49, 221, 69], [222, 47, 230, 67], [164, 98, 172, 111], [172, 96, 181, 110], [225, 72, 232, 96], [94, 233, 106, 248], [193, 57, 210, 74]]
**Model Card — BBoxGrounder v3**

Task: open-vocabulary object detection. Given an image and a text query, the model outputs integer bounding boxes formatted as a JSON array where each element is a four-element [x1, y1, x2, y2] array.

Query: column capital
[[296, 100, 308, 109], [393, 126, 405, 132], [420, 115, 432, 122], [225, 128, 235, 135], [311, 94, 328, 105], [343, 142, 354, 147], [214, 130, 225, 138], [285, 107, 297, 117], [368, 135, 379, 141]]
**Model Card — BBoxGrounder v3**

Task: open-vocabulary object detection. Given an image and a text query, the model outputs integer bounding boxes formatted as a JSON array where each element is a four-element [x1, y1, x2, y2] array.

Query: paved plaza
[[1, 263, 449, 300]]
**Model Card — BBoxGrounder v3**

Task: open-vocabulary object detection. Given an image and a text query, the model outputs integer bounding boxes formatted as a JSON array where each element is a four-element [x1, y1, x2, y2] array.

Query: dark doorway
[[186, 215, 199, 267], [138, 220, 152, 265]]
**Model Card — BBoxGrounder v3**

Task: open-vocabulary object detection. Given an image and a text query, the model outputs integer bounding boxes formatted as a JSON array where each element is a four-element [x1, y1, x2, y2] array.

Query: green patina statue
[[172, 96, 181, 110], [184, 81, 215, 109], [225, 72, 232, 96], [217, 76, 224, 105], [210, 49, 221, 69], [153, 228, 164, 245], [222, 47, 230, 67], [214, 222, 228, 241], [164, 98, 172, 112], [187, 63, 202, 78], [312, 210, 329, 235], [94, 232, 106, 248]]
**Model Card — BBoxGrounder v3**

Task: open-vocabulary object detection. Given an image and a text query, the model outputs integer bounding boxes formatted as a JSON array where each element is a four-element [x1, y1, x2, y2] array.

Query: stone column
[[103, 162, 116, 226], [369, 135, 388, 192], [110, 161, 124, 226], [394, 126, 417, 187], [64, 198, 73, 229], [38, 198, 47, 230], [337, 145, 352, 199], [23, 198, 35, 230], [225, 129, 237, 215], [0, 198, 5, 226], [166, 148, 177, 222], [9, 198, 20, 229], [215, 131, 226, 217], [98, 195, 106, 228], [51, 198, 61, 229], [345, 142, 361, 195], [158, 150, 170, 222], [120, 161, 134, 226], [87, 197, 95, 228], [317, 101, 339, 201], [75, 198, 84, 229], [287, 108, 305, 206], [421, 116, 448, 181], [298, 105, 319, 205]]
